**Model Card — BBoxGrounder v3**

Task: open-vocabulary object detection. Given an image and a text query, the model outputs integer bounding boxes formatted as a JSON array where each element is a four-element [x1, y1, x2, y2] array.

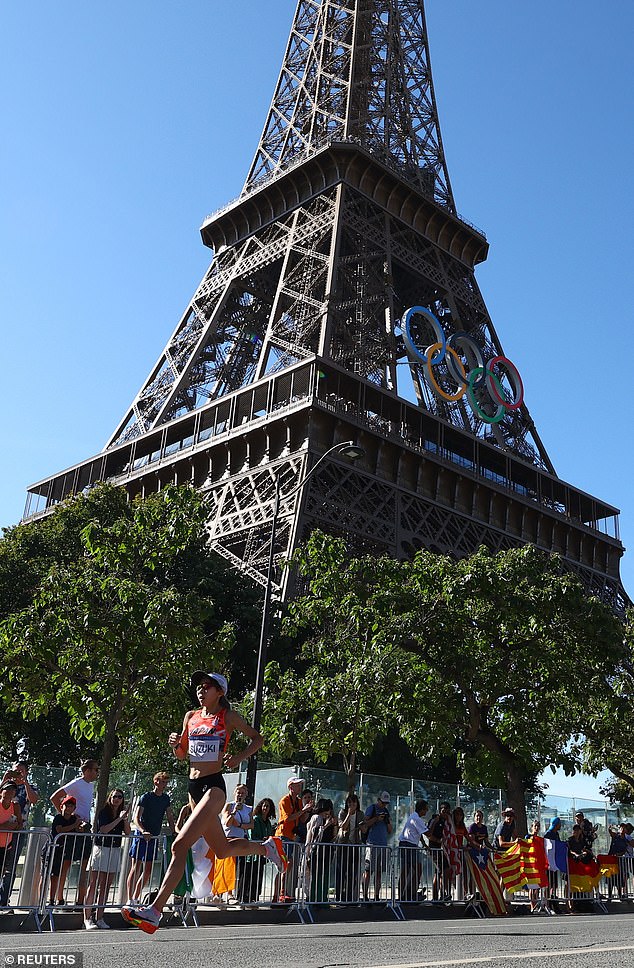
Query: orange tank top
[[0, 801, 15, 848], [187, 706, 228, 764]]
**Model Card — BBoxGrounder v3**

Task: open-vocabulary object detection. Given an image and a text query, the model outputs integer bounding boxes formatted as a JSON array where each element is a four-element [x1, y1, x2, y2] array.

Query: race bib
[[188, 735, 221, 762]]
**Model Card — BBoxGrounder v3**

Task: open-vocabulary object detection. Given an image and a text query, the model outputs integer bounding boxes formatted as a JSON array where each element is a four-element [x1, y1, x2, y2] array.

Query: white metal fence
[[5, 833, 630, 931]]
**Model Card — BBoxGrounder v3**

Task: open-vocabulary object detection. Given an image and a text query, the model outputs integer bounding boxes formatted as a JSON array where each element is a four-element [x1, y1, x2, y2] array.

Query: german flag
[[597, 854, 619, 879], [568, 856, 601, 893]]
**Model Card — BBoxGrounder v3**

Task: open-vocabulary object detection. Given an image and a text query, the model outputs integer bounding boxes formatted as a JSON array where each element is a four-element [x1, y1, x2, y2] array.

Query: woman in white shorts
[[84, 789, 131, 929]]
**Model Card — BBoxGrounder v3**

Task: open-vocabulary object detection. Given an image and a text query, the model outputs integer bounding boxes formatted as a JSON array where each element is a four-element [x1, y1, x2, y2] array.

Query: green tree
[[580, 611, 634, 799], [0, 705, 90, 766], [0, 484, 129, 619], [0, 484, 255, 807], [395, 545, 626, 831], [261, 532, 414, 792], [599, 776, 634, 806], [0, 485, 133, 769]]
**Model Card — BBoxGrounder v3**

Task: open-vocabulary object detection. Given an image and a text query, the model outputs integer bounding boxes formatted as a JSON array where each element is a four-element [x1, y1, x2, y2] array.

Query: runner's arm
[[169, 710, 194, 760], [223, 710, 264, 770]]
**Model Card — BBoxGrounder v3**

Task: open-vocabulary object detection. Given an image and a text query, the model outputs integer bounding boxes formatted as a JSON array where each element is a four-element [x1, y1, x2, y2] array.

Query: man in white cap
[[362, 791, 392, 901], [275, 776, 311, 902]]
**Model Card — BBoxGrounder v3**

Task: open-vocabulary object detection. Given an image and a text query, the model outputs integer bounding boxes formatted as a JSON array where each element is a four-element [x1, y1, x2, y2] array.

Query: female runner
[[122, 671, 287, 933]]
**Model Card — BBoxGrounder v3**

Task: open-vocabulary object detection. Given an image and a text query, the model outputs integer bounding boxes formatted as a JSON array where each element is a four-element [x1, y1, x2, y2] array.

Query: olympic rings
[[467, 367, 505, 424], [401, 307, 524, 420], [425, 341, 467, 402], [446, 331, 486, 390], [486, 355, 524, 410], [402, 306, 446, 364]]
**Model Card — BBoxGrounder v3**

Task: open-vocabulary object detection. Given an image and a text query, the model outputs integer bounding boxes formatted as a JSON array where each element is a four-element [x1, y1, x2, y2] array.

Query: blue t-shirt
[[365, 803, 390, 847], [137, 791, 170, 836], [16, 782, 39, 822]]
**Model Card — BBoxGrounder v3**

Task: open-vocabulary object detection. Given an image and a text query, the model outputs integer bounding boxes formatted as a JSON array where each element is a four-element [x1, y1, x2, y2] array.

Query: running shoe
[[96, 919, 110, 929], [121, 903, 161, 934], [263, 836, 288, 873], [84, 919, 98, 930]]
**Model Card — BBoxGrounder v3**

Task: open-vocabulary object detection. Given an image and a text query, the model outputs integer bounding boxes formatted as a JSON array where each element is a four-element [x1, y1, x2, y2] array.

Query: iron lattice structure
[[26, 0, 627, 609]]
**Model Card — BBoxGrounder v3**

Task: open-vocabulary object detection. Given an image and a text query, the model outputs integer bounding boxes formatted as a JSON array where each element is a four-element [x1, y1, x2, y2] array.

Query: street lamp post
[[245, 441, 364, 800]]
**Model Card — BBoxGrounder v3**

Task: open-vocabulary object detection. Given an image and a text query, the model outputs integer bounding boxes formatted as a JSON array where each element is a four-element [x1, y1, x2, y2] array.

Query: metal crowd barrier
[[189, 839, 306, 922], [292, 844, 634, 920], [0, 827, 51, 930], [38, 831, 168, 931], [295, 842, 398, 922], [6, 833, 633, 931], [602, 855, 633, 903]]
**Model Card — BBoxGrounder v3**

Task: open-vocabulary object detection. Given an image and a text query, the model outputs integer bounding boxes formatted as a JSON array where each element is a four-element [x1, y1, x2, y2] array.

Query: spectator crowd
[[0, 761, 632, 926]]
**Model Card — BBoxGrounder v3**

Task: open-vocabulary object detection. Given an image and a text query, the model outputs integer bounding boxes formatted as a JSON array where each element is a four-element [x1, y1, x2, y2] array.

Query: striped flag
[[494, 838, 548, 893], [596, 854, 619, 879], [494, 841, 524, 893], [523, 836, 548, 888], [568, 856, 601, 893], [465, 848, 507, 916], [191, 835, 238, 897], [191, 835, 216, 898], [443, 827, 462, 876]]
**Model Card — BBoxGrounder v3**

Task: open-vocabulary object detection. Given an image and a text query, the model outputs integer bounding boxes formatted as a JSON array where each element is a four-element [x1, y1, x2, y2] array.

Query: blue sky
[[1, 2, 632, 801]]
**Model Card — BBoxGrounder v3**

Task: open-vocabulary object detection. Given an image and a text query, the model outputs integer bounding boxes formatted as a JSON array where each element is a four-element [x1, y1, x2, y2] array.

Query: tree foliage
[[261, 532, 415, 791], [261, 532, 627, 820], [0, 485, 129, 619], [0, 484, 260, 805], [394, 545, 625, 829], [580, 610, 634, 798], [0, 705, 91, 767]]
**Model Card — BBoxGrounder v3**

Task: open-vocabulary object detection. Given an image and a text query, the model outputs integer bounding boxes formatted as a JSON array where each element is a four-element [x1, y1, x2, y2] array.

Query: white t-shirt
[[399, 812, 428, 846], [62, 777, 95, 822], [222, 801, 251, 839]]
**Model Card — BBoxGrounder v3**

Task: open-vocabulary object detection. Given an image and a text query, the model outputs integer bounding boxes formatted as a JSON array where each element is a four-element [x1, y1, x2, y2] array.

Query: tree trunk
[[95, 711, 120, 821], [503, 761, 528, 836], [345, 750, 357, 795], [463, 701, 529, 835], [606, 763, 634, 795]]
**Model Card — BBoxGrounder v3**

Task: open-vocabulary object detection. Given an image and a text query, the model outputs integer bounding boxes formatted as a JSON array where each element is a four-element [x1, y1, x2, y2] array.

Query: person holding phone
[[362, 792, 392, 902]]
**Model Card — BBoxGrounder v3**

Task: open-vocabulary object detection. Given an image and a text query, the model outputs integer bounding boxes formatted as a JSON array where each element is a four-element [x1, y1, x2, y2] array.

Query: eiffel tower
[[25, 0, 626, 609]]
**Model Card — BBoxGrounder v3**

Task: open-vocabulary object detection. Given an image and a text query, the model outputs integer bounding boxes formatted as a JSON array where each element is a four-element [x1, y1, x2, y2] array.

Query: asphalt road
[[2, 913, 634, 968]]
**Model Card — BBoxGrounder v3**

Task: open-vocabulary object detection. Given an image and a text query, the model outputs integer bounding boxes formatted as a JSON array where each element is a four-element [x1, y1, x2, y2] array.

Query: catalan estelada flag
[[465, 848, 508, 916]]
